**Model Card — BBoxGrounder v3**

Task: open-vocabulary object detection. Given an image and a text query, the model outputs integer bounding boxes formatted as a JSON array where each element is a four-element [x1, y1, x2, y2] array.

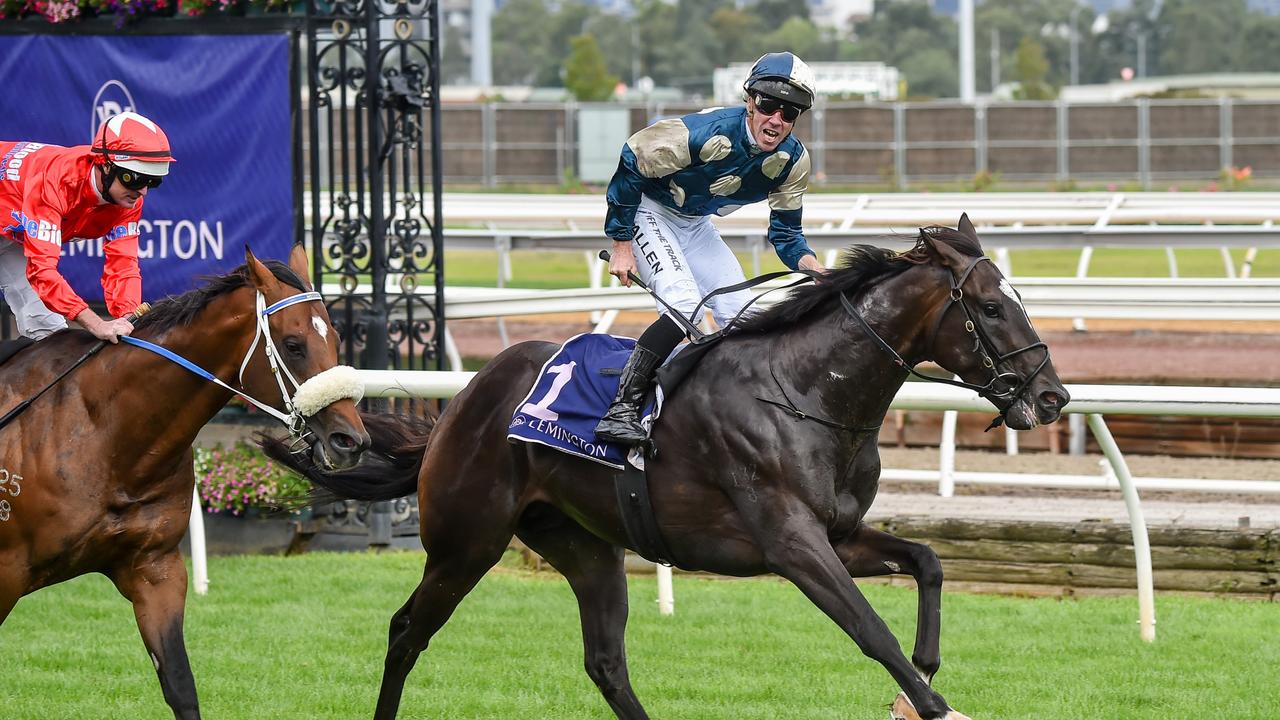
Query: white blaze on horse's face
[[997, 278, 1023, 310], [996, 275, 1033, 323], [312, 314, 329, 340]]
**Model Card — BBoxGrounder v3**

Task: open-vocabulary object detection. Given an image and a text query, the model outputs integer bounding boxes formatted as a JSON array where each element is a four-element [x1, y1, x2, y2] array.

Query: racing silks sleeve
[[766, 148, 817, 271], [18, 179, 90, 320], [604, 118, 693, 241], [101, 213, 143, 318]]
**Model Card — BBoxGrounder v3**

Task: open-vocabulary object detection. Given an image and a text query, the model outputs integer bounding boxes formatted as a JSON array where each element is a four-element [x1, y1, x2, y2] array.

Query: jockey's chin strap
[[121, 289, 363, 438], [840, 255, 1050, 431]]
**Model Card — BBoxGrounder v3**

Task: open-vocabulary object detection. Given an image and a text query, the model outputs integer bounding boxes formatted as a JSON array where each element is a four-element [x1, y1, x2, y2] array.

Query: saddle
[[506, 332, 733, 569]]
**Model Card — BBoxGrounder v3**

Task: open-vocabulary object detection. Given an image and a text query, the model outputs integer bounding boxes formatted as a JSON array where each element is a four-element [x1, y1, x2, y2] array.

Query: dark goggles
[[753, 93, 804, 123], [115, 168, 163, 191]]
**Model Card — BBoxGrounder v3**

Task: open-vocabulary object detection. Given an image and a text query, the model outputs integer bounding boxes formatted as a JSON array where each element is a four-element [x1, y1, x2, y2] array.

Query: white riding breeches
[[629, 196, 755, 329], [0, 241, 68, 340]]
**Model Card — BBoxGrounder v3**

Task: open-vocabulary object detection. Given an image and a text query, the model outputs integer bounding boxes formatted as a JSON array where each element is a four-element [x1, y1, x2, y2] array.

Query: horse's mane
[[133, 261, 308, 333], [728, 226, 983, 336]]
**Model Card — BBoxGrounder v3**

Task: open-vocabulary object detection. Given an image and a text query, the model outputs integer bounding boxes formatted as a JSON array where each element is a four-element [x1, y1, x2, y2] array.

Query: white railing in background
[[318, 279, 1280, 374], [311, 191, 1280, 231], [189, 376, 1280, 640], [314, 191, 1280, 278]]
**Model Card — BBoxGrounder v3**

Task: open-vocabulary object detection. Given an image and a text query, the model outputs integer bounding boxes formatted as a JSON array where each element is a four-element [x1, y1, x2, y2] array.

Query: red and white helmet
[[92, 111, 175, 177]]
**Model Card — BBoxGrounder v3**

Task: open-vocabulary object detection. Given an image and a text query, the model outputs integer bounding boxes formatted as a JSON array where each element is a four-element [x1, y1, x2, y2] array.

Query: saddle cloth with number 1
[[507, 333, 661, 470]]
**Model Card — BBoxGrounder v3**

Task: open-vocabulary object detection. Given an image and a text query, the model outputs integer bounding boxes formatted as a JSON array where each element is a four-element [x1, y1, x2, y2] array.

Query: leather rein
[[839, 255, 1050, 430]]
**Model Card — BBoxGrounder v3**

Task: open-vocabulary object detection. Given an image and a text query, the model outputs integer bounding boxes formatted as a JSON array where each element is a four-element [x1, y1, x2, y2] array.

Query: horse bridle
[[122, 289, 363, 439], [840, 255, 1051, 429]]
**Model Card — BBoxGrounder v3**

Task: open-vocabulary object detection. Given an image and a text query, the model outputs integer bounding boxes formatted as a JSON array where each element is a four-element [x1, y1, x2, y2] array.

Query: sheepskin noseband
[[292, 365, 365, 417]]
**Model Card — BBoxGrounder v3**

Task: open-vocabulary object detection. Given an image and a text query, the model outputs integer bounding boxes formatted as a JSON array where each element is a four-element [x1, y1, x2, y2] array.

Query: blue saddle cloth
[[507, 333, 658, 470]]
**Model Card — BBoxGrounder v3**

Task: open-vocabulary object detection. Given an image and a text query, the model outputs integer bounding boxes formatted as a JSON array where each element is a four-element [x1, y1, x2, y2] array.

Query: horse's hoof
[[889, 692, 971, 720], [889, 693, 922, 720]]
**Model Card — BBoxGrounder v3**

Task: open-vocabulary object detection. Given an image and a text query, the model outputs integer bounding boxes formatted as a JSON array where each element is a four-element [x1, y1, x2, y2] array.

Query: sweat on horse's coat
[[263, 215, 1069, 720]]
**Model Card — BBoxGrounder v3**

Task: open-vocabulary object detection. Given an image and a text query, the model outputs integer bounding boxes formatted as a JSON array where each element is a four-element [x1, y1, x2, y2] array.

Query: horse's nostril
[[1040, 391, 1065, 410], [329, 432, 358, 453]]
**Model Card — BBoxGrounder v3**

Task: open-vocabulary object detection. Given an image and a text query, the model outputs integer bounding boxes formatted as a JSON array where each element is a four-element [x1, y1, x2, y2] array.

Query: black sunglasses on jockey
[[114, 166, 163, 191], [753, 93, 804, 123]]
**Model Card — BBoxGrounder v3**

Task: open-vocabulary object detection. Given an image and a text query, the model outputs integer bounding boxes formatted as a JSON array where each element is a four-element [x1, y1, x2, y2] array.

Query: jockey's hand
[[609, 240, 639, 287], [75, 309, 134, 344], [797, 254, 828, 278]]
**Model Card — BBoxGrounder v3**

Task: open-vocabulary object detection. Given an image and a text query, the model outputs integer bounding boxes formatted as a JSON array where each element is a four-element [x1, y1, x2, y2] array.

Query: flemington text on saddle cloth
[[507, 333, 660, 470]]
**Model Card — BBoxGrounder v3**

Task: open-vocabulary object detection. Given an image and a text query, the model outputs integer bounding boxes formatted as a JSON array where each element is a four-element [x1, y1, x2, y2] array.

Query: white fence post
[[1086, 414, 1156, 643], [938, 410, 957, 497], [656, 564, 674, 616], [189, 485, 209, 596]]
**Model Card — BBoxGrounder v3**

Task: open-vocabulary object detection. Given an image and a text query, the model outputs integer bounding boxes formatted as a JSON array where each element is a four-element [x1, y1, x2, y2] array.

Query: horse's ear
[[957, 213, 978, 243], [287, 243, 314, 291], [921, 229, 967, 270], [244, 246, 281, 294]]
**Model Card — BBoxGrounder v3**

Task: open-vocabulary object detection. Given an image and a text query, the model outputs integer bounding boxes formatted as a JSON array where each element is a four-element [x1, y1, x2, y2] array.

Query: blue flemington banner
[[0, 34, 292, 301]]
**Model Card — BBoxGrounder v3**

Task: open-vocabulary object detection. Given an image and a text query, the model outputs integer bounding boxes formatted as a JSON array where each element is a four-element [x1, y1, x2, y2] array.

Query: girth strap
[[613, 454, 678, 567]]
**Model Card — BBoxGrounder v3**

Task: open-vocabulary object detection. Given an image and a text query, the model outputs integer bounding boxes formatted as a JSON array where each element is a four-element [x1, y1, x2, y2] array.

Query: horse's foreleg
[[755, 515, 956, 720], [112, 551, 200, 720], [834, 525, 944, 682], [374, 543, 509, 720], [517, 518, 649, 720], [0, 562, 29, 624]]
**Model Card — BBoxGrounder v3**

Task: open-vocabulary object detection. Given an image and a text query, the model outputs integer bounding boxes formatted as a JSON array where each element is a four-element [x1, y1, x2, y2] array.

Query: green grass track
[[0, 552, 1275, 719]]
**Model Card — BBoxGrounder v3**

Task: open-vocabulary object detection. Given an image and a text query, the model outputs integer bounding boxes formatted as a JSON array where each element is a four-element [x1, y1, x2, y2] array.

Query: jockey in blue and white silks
[[596, 51, 829, 446]]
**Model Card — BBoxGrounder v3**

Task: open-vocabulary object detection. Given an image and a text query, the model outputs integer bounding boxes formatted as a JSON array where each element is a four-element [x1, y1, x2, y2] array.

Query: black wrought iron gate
[[304, 0, 444, 546], [306, 0, 445, 374]]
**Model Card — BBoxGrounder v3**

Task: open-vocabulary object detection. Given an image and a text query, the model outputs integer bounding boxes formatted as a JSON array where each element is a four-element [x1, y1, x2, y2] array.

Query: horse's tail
[[257, 411, 433, 501]]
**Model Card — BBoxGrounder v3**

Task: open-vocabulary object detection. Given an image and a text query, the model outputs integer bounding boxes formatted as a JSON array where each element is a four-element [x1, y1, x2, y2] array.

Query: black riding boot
[[594, 314, 686, 444]]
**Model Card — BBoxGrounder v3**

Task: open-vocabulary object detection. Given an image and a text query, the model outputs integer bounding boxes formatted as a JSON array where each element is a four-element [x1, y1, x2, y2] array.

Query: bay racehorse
[[265, 216, 1069, 720], [0, 244, 370, 719]]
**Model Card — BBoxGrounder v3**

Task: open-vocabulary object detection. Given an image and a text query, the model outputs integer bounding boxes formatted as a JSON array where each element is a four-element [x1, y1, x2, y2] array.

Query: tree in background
[[752, 0, 810, 29], [1238, 14, 1280, 72], [485, 0, 1280, 101], [491, 0, 557, 85], [441, 24, 472, 86], [564, 35, 619, 101], [1157, 0, 1247, 76], [709, 6, 765, 66], [1012, 36, 1054, 99], [848, 0, 958, 98]]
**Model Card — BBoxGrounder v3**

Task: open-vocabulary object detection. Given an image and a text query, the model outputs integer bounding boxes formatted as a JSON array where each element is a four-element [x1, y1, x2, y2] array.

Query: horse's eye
[[284, 338, 306, 358], [983, 303, 1001, 318]]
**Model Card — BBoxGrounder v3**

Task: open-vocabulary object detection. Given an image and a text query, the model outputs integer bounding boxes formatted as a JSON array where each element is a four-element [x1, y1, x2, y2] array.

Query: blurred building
[[1060, 73, 1280, 102]]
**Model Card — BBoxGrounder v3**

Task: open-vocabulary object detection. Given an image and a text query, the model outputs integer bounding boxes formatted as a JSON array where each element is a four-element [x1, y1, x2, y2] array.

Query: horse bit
[[841, 255, 1051, 429], [121, 290, 364, 440]]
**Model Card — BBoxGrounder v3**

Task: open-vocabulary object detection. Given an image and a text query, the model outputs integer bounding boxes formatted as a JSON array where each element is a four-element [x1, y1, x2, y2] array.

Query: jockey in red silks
[[0, 111, 175, 344]]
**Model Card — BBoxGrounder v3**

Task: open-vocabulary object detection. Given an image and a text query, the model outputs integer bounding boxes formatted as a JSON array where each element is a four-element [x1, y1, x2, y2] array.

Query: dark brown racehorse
[[0, 245, 370, 720], [266, 217, 1069, 720]]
